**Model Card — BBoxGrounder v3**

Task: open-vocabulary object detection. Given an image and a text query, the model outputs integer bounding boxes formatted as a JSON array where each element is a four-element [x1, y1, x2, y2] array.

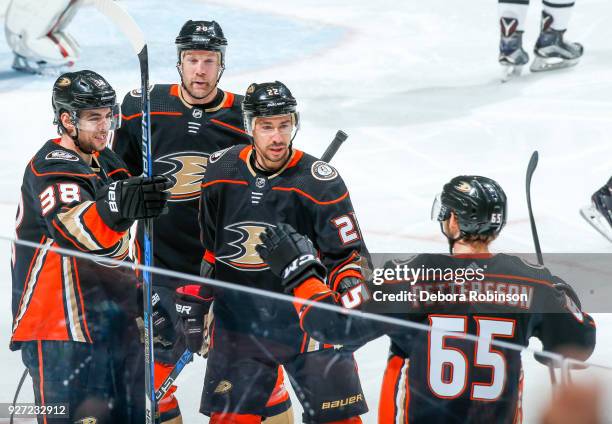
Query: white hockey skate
[[530, 13, 583, 72], [580, 205, 612, 243], [498, 19, 529, 82]]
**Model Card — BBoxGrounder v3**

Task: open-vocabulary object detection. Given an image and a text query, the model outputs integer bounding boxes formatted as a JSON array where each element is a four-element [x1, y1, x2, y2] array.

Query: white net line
[[5, 234, 610, 373]]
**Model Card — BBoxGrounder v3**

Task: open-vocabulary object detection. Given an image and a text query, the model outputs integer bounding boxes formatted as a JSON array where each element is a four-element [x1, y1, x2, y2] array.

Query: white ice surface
[[0, 0, 611, 422]]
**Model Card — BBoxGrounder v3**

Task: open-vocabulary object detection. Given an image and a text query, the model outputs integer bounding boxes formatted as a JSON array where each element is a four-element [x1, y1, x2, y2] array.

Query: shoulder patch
[[519, 257, 546, 270], [209, 147, 232, 164], [311, 160, 338, 181], [130, 84, 155, 98], [45, 150, 80, 162]]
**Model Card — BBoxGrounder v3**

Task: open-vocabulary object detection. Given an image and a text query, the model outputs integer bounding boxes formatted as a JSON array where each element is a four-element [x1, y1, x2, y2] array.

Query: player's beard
[[77, 130, 109, 155], [183, 77, 216, 101], [256, 143, 290, 171]]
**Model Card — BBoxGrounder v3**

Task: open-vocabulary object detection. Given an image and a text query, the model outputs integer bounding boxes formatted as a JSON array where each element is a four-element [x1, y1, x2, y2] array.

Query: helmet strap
[[440, 221, 460, 254]]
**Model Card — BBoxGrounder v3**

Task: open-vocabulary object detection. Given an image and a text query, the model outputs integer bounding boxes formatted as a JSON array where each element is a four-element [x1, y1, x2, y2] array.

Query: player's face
[[180, 50, 221, 100], [75, 108, 113, 152], [252, 115, 293, 171]]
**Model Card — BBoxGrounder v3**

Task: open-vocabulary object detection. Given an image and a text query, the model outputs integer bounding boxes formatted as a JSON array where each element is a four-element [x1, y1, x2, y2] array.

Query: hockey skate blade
[[580, 205, 612, 242], [501, 64, 524, 82], [530, 56, 579, 73]]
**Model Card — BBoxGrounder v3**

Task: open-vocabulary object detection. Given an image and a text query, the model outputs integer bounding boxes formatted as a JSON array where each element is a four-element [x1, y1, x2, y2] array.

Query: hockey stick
[[526, 151, 557, 386], [92, 1, 157, 422], [321, 130, 348, 163], [155, 129, 350, 401]]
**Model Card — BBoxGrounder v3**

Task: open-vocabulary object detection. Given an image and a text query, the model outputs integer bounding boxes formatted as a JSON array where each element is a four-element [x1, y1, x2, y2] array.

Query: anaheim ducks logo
[[455, 181, 472, 193], [156, 151, 209, 202], [217, 221, 275, 271]]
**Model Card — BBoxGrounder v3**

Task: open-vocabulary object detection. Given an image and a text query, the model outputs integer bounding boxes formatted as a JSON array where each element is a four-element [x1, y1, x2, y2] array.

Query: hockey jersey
[[10, 139, 137, 349], [200, 144, 369, 351], [112, 84, 250, 286], [292, 253, 596, 423]]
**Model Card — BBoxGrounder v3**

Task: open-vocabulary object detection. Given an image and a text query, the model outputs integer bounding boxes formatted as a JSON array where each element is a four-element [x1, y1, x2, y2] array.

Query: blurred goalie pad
[[4, 0, 83, 73], [581, 205, 612, 243]]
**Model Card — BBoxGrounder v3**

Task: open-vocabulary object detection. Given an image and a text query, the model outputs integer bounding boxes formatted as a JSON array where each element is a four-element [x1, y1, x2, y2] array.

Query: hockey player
[[111, 20, 292, 423], [10, 70, 171, 423], [256, 175, 597, 423], [174, 81, 369, 423], [581, 176, 612, 242], [4, 0, 83, 73], [498, 0, 584, 79]]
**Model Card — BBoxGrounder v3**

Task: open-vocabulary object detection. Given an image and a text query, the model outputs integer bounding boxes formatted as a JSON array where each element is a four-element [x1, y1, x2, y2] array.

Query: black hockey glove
[[96, 175, 172, 232], [136, 287, 173, 345], [175, 285, 213, 355], [256, 223, 327, 292], [336, 276, 371, 309]]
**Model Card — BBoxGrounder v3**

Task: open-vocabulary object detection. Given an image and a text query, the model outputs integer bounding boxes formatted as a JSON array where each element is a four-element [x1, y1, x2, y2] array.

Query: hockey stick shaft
[[92, 1, 157, 421], [321, 130, 348, 162], [155, 130, 350, 401], [526, 151, 557, 386]]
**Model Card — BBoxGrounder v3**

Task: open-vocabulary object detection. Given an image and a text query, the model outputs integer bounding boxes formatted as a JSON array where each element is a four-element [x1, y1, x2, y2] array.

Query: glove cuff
[[96, 184, 133, 232]]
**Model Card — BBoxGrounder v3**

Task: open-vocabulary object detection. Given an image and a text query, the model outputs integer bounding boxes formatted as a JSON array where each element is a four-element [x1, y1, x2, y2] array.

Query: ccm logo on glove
[[283, 254, 317, 279]]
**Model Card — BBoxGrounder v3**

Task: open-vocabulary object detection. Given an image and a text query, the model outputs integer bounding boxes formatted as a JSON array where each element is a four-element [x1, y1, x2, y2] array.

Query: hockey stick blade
[[92, 0, 145, 55], [580, 205, 612, 242], [526, 151, 543, 265], [321, 130, 348, 163]]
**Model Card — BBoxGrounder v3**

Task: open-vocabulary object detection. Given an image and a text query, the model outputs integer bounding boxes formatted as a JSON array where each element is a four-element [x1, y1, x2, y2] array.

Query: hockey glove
[[336, 276, 371, 309], [136, 286, 173, 345], [256, 223, 327, 292], [175, 285, 213, 355], [135, 287, 174, 347], [96, 175, 172, 232]]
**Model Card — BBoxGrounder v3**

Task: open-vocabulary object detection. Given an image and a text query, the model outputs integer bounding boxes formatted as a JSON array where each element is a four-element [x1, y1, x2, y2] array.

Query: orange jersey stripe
[[122, 111, 183, 121], [81, 203, 126, 248], [201, 179, 248, 188], [107, 168, 130, 177], [210, 118, 247, 135], [30, 161, 95, 178], [272, 186, 349, 205]]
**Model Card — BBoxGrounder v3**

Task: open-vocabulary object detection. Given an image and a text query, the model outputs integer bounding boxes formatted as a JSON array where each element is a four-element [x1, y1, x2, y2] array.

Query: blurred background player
[[4, 0, 83, 74], [257, 175, 597, 424], [581, 176, 612, 242], [111, 20, 292, 423], [175, 81, 369, 423], [498, 0, 583, 78], [10, 70, 171, 423]]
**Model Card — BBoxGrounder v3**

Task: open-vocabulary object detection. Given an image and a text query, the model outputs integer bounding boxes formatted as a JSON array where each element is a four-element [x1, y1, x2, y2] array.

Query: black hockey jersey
[[11, 139, 137, 349], [292, 253, 596, 423], [200, 145, 369, 351], [112, 84, 250, 286]]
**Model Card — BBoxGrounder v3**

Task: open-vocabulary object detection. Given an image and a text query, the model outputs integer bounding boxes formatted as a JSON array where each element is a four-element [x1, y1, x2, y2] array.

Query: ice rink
[[0, 0, 611, 422]]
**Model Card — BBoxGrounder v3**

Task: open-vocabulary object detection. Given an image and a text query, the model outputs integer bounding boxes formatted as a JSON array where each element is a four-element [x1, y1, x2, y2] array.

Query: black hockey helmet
[[52, 70, 120, 131], [432, 175, 507, 238], [175, 20, 227, 67], [242, 81, 299, 135]]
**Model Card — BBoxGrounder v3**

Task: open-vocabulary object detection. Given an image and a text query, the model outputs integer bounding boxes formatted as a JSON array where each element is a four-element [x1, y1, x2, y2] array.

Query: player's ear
[[448, 212, 460, 237], [60, 111, 76, 134]]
